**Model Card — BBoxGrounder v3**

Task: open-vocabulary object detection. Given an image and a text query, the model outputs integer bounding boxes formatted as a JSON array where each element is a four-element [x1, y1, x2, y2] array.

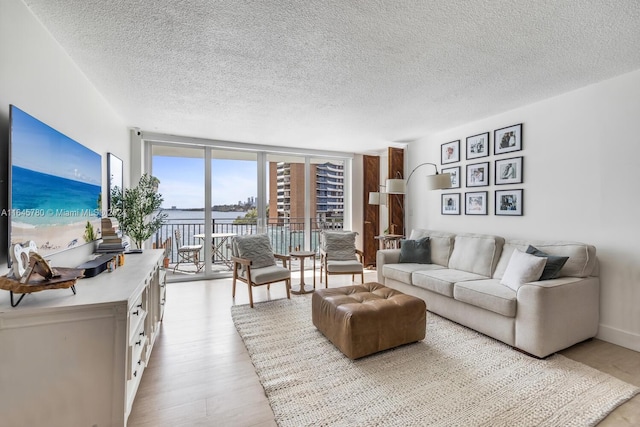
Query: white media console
[[0, 249, 166, 426]]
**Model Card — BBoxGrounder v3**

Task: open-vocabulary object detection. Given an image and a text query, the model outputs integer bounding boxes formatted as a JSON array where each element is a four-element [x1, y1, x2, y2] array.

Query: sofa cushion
[[500, 249, 547, 291], [494, 240, 597, 279], [454, 279, 517, 317], [412, 268, 489, 298], [383, 263, 445, 285], [408, 229, 455, 267], [526, 245, 569, 280], [399, 237, 431, 263], [448, 233, 505, 276]]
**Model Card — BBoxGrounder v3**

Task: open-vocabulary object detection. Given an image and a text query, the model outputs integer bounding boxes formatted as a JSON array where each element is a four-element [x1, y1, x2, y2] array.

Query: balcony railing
[[154, 216, 344, 270]]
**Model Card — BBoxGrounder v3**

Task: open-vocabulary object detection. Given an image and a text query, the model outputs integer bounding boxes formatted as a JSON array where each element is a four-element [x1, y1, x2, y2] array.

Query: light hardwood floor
[[128, 270, 640, 426]]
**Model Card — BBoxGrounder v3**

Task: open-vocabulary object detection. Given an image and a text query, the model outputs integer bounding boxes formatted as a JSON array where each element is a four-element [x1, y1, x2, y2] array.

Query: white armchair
[[319, 230, 365, 287], [231, 234, 291, 308]]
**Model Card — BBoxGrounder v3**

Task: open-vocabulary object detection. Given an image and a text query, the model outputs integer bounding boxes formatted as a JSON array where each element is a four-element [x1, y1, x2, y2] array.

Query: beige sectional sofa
[[376, 229, 599, 358]]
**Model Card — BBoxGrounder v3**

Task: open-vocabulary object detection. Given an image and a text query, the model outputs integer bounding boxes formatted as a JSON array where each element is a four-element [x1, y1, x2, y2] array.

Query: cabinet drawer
[[129, 293, 147, 338]]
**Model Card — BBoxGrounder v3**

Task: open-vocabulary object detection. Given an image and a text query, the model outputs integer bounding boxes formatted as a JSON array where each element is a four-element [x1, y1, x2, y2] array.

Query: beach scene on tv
[[9, 106, 102, 257]]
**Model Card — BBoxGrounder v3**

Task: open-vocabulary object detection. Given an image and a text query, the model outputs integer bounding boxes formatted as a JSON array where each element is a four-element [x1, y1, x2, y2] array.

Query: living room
[[1, 1, 639, 426]]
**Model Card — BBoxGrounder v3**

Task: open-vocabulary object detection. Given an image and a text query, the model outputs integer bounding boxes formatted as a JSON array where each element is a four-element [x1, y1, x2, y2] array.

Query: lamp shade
[[368, 192, 387, 205], [425, 173, 452, 190], [385, 178, 406, 194]]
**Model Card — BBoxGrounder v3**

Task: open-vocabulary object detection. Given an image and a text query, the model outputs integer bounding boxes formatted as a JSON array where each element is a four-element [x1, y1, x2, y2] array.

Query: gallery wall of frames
[[440, 123, 524, 216]]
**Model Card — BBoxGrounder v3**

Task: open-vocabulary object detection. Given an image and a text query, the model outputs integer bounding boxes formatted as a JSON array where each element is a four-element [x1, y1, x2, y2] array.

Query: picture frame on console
[[466, 162, 489, 187], [441, 166, 461, 189], [495, 156, 523, 185], [441, 140, 460, 164], [466, 132, 489, 159], [465, 191, 488, 215], [495, 189, 523, 216], [441, 193, 461, 215], [494, 123, 522, 154]]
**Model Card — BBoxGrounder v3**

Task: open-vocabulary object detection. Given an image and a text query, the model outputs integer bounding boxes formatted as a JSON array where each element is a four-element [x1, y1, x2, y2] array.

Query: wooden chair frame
[[232, 253, 291, 308], [319, 249, 365, 287]]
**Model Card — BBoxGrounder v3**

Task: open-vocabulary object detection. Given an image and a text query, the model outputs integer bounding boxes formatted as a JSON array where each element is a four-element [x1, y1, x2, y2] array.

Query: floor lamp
[[384, 162, 452, 234]]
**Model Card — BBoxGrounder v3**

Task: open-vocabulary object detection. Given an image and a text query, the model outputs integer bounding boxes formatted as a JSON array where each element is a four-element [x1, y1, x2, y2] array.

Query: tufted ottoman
[[312, 282, 426, 359]]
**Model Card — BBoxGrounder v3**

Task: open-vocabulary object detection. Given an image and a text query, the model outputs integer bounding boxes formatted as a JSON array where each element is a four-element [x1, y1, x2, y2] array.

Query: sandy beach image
[[10, 221, 97, 257]]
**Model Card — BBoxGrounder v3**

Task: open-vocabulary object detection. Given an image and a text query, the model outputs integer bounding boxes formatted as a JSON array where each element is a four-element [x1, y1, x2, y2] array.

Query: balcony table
[[194, 233, 237, 269]]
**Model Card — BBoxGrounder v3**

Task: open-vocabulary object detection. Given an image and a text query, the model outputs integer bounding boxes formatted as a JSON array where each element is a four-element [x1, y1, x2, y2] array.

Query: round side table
[[289, 250, 316, 294]]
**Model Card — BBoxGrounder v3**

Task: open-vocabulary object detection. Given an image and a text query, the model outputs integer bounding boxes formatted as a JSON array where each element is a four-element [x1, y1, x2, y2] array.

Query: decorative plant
[[110, 174, 167, 250]]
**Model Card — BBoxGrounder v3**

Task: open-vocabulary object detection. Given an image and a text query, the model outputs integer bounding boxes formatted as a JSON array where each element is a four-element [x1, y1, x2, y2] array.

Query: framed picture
[[494, 123, 522, 154], [465, 191, 488, 215], [466, 132, 489, 159], [441, 140, 460, 164], [495, 189, 523, 216], [441, 193, 461, 215], [495, 156, 523, 185], [442, 166, 461, 189], [107, 153, 123, 213], [466, 162, 489, 187]]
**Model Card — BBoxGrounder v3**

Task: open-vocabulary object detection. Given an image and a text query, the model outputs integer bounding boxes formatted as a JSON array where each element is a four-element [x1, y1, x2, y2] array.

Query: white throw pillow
[[500, 249, 547, 291]]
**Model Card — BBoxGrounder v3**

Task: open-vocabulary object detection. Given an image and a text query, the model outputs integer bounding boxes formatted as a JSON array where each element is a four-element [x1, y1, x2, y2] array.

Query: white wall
[[407, 69, 640, 352], [0, 0, 128, 267]]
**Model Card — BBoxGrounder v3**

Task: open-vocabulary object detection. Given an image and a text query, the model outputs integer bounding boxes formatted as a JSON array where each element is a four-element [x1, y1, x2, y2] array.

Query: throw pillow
[[525, 245, 569, 280], [323, 231, 357, 260], [500, 249, 547, 291], [234, 234, 276, 269], [399, 237, 431, 263]]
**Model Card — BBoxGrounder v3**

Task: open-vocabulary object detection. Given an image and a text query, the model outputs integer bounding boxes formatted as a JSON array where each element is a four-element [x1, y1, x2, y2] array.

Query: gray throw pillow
[[399, 237, 431, 263], [234, 234, 276, 269], [525, 245, 569, 280], [322, 231, 357, 260]]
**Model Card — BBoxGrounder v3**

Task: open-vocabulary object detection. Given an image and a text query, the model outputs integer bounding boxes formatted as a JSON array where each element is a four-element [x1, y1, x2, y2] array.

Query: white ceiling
[[23, 0, 640, 154]]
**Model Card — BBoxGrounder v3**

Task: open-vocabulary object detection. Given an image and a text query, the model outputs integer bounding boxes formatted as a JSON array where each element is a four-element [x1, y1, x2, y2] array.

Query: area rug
[[231, 296, 639, 427]]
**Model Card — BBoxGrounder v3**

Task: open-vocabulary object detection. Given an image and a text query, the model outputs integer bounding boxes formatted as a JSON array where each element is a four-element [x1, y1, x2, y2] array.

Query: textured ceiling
[[23, 0, 640, 154]]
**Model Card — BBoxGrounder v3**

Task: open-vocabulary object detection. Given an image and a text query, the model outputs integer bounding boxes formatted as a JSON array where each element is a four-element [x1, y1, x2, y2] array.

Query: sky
[[11, 105, 102, 186], [152, 156, 259, 209]]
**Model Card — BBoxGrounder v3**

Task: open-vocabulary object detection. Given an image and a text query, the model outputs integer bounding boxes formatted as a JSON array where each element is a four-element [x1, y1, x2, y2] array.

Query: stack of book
[[96, 218, 127, 253]]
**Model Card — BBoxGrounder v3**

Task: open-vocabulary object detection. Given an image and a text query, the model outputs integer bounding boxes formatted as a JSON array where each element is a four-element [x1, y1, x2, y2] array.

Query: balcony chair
[[174, 229, 203, 273], [319, 230, 365, 287], [231, 234, 291, 308]]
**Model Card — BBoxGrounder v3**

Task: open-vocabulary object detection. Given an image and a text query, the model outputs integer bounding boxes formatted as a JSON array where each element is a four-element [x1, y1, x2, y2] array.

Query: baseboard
[[597, 323, 640, 352]]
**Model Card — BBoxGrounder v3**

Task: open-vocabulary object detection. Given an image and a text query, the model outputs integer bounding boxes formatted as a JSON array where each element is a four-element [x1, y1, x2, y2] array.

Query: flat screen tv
[[8, 105, 102, 258]]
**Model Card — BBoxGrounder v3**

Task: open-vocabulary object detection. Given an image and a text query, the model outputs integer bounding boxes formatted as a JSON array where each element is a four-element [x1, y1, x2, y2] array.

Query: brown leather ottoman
[[312, 282, 426, 359]]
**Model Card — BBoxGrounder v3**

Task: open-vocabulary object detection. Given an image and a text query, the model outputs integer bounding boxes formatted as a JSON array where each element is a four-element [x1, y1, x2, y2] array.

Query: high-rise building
[[268, 161, 344, 229]]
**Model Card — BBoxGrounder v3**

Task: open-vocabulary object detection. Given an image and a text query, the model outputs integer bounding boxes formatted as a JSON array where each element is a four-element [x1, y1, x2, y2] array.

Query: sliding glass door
[[149, 139, 350, 282]]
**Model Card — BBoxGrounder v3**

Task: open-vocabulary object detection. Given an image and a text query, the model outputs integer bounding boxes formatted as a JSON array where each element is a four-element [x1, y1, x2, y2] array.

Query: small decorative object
[[465, 191, 488, 215], [441, 166, 461, 189], [495, 156, 523, 185], [441, 140, 460, 164], [30, 253, 57, 280], [109, 174, 167, 251], [11, 241, 38, 279], [494, 123, 523, 155], [466, 162, 490, 187], [441, 193, 461, 215], [496, 189, 523, 216], [466, 132, 490, 159]]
